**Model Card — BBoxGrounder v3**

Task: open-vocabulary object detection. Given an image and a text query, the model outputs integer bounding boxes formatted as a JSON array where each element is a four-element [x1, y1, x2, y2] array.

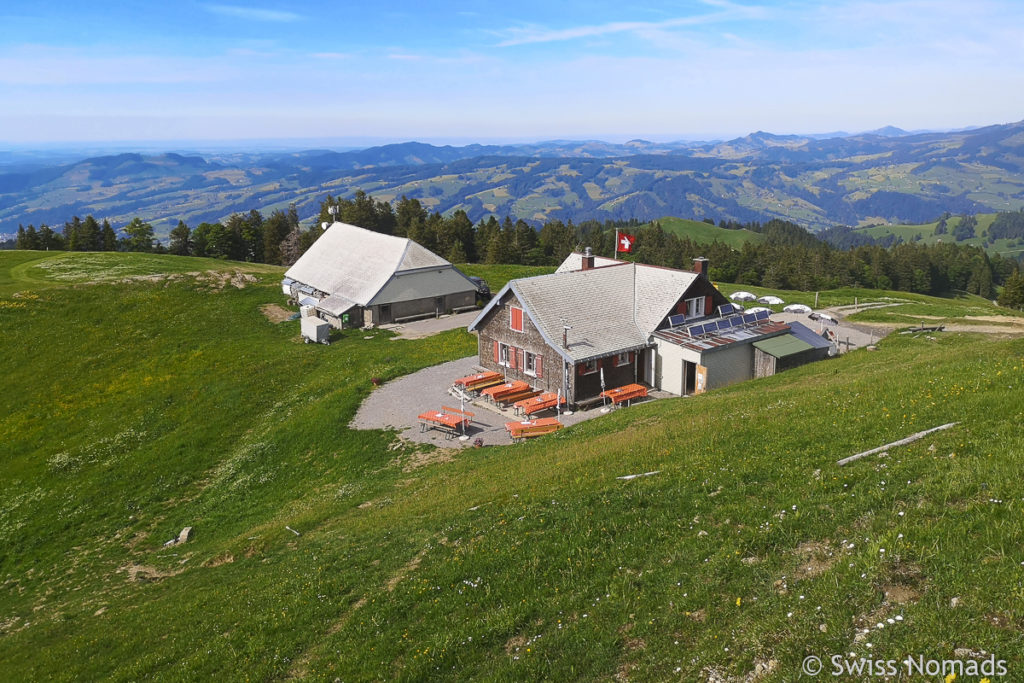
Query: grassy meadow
[[642, 217, 765, 249], [1, 251, 1023, 680], [855, 213, 1024, 258]]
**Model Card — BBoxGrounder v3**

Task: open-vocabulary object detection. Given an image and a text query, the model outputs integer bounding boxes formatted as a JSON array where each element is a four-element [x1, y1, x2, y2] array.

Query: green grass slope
[[643, 216, 765, 249], [1, 252, 1023, 680], [856, 213, 1024, 257]]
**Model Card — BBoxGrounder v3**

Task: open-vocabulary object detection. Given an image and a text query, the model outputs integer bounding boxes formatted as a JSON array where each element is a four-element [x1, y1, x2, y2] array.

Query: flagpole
[[614, 229, 619, 255]]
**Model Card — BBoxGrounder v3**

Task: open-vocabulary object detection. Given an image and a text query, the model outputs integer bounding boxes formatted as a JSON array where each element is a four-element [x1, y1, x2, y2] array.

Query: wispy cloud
[[202, 4, 302, 22], [494, 1, 764, 47]]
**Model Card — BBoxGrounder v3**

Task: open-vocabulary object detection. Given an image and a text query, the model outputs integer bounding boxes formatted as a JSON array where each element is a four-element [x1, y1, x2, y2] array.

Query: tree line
[[10, 191, 1023, 307]]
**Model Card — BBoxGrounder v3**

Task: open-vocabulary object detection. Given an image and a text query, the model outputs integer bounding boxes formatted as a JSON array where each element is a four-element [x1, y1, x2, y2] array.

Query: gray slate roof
[[555, 251, 624, 273], [284, 222, 451, 305], [470, 256, 701, 363]]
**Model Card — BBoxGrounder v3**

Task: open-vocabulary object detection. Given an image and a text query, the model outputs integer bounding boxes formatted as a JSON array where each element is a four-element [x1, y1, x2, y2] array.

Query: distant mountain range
[[2, 121, 1023, 238]]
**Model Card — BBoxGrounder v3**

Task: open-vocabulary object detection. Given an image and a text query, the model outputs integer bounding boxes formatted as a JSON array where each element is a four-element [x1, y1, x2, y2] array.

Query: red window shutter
[[578, 363, 585, 376], [510, 306, 523, 332], [629, 351, 635, 364], [510, 347, 517, 370], [706, 295, 714, 315], [536, 355, 543, 378], [493, 340, 499, 363]]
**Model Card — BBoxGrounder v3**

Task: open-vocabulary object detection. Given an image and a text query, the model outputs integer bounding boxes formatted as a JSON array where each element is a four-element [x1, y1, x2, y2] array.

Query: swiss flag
[[617, 232, 636, 253]]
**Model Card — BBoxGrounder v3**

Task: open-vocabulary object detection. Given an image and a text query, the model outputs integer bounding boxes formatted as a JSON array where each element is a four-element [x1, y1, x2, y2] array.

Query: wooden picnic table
[[417, 405, 474, 439], [600, 383, 649, 406], [504, 417, 563, 442], [480, 380, 530, 402], [453, 370, 504, 391], [514, 392, 566, 416], [497, 389, 540, 406]]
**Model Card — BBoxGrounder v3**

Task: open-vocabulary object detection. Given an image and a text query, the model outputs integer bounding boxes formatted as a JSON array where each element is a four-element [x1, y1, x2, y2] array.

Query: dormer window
[[685, 297, 705, 318]]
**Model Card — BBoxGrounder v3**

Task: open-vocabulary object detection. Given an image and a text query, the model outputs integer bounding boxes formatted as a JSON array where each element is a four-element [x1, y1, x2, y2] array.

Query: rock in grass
[[178, 527, 194, 544]]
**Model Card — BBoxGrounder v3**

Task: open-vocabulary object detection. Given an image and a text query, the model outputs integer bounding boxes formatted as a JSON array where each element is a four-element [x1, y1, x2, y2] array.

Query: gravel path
[[351, 355, 659, 448], [378, 310, 481, 340]]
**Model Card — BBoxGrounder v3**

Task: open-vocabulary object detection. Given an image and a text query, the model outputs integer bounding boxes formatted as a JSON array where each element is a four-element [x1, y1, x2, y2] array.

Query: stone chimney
[[692, 257, 709, 278], [581, 246, 595, 271]]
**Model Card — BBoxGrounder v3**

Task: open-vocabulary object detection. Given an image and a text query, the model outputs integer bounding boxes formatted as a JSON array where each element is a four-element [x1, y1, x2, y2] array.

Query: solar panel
[[742, 313, 757, 325], [717, 320, 731, 331], [755, 310, 770, 321], [719, 303, 736, 316], [688, 325, 705, 337], [726, 316, 741, 328], [668, 313, 687, 327]]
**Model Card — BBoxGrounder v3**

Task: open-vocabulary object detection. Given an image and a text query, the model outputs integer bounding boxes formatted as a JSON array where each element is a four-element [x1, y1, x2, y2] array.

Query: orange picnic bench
[[600, 383, 649, 406], [480, 380, 530, 402], [514, 392, 566, 416], [418, 405, 475, 439], [505, 417, 564, 443], [453, 371, 504, 392]]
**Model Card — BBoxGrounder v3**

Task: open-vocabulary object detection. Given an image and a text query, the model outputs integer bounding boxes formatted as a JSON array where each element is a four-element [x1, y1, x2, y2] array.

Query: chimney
[[581, 246, 595, 271], [693, 257, 709, 278]]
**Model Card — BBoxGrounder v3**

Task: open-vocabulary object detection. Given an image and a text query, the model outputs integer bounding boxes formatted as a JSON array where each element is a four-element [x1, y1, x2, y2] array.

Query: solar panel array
[[719, 303, 736, 316], [686, 310, 770, 337]]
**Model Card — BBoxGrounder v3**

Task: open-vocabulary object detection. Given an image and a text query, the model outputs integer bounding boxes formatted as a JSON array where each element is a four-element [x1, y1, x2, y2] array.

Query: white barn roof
[[284, 222, 458, 306]]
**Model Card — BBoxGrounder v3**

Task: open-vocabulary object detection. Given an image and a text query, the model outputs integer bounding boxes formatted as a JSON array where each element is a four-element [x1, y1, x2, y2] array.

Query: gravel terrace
[[351, 355, 663, 448]]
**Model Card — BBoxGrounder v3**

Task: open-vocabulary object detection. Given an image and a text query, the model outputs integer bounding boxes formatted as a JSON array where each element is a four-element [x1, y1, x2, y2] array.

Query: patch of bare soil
[[260, 303, 294, 323], [881, 583, 921, 604], [120, 563, 185, 583], [203, 553, 235, 568], [197, 270, 257, 291], [505, 634, 528, 654], [942, 322, 1024, 336], [396, 448, 457, 472], [387, 548, 428, 591], [792, 540, 839, 580]]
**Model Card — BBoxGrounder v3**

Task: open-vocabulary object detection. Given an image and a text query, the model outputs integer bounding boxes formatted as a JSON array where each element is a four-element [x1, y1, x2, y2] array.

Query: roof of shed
[[284, 221, 451, 305], [753, 334, 813, 358], [653, 319, 790, 353], [786, 320, 834, 350]]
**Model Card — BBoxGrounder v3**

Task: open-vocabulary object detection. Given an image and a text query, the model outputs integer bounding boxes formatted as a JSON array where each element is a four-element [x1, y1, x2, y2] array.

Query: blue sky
[[2, 0, 1023, 145]]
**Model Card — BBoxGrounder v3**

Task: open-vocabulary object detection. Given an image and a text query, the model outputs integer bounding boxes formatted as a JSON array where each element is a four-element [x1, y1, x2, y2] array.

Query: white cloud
[[494, 2, 766, 47], [202, 4, 302, 22]]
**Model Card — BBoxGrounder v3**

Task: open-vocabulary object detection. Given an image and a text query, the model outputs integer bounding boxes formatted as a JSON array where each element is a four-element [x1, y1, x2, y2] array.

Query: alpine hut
[[468, 250, 828, 406], [283, 222, 479, 328]]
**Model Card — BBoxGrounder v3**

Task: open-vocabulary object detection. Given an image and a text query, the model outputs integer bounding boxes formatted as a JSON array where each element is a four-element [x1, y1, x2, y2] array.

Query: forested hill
[[3, 120, 1024, 235]]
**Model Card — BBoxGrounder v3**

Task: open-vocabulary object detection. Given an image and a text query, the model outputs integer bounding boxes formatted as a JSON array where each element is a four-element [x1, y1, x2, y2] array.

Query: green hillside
[[2, 252, 1023, 680], [642, 216, 765, 249], [857, 213, 1024, 257]]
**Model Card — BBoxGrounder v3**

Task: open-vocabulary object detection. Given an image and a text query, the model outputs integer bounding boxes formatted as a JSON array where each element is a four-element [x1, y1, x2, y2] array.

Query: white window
[[615, 352, 630, 367], [582, 359, 598, 375], [685, 297, 705, 318], [523, 351, 536, 376], [498, 342, 511, 367]]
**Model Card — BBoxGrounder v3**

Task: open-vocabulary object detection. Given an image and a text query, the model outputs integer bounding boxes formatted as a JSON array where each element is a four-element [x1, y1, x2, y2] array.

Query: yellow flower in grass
[[944, 674, 956, 683], [736, 597, 742, 607]]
